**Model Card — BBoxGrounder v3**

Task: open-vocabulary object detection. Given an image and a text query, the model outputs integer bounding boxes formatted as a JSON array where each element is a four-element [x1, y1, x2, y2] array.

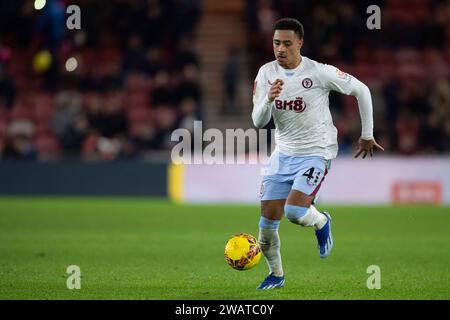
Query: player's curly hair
[[274, 18, 304, 39]]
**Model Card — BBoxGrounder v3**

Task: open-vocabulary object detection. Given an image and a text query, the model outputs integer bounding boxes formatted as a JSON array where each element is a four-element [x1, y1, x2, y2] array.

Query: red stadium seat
[[35, 122, 52, 135], [0, 107, 9, 122], [10, 104, 35, 121], [125, 74, 153, 93], [81, 49, 97, 65], [0, 120, 7, 138], [126, 93, 150, 109], [373, 49, 395, 65], [35, 134, 60, 156], [34, 94, 55, 123], [127, 107, 153, 123], [82, 133, 99, 155], [129, 122, 156, 138]]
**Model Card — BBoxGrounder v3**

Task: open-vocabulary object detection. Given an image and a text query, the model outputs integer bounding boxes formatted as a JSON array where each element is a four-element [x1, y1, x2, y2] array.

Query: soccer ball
[[224, 233, 261, 270]]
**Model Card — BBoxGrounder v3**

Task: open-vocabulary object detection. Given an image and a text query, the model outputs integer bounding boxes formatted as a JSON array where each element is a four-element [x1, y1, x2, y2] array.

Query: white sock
[[295, 205, 327, 230], [258, 228, 283, 277]]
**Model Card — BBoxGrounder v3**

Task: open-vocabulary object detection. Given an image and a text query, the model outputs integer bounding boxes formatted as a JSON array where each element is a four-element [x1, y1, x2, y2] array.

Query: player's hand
[[354, 138, 385, 159], [268, 79, 284, 102]]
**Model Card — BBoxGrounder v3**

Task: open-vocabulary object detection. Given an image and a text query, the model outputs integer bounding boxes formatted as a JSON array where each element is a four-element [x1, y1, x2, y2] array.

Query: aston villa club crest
[[302, 78, 313, 88]]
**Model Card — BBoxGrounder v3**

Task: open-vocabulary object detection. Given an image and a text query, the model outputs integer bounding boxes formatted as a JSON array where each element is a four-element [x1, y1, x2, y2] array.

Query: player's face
[[273, 30, 303, 69]]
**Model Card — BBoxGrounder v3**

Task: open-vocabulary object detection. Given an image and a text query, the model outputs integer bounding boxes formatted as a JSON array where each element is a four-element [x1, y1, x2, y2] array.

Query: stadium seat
[[34, 94, 55, 123], [0, 120, 7, 138], [10, 104, 35, 121], [126, 93, 150, 109], [0, 107, 9, 122], [35, 122, 52, 135], [82, 133, 99, 155], [127, 107, 153, 124], [129, 122, 156, 138], [125, 74, 153, 93], [35, 134, 60, 156]]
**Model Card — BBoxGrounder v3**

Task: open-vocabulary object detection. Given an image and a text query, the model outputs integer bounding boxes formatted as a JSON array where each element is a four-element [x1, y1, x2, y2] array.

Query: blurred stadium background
[[0, 0, 449, 299], [1, 0, 449, 161], [0, 0, 449, 202]]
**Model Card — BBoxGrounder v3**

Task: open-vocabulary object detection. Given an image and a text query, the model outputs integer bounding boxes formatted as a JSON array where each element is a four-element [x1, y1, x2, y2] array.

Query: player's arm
[[318, 64, 384, 158], [251, 68, 283, 128], [349, 78, 384, 158]]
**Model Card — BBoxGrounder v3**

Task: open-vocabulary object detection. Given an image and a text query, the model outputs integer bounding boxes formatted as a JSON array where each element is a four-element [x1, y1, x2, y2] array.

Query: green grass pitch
[[0, 197, 448, 300]]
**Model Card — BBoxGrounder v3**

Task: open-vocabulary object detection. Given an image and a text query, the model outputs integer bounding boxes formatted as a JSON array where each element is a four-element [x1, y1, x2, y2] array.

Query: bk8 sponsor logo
[[274, 97, 306, 113]]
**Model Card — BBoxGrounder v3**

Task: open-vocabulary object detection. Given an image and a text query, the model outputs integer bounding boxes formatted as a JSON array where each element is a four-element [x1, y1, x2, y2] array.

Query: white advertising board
[[180, 157, 450, 205]]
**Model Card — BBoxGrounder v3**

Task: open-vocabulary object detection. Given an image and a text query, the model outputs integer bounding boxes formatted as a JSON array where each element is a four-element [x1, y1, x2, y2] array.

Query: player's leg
[[256, 150, 290, 289], [284, 190, 328, 230], [283, 158, 333, 258], [257, 199, 286, 289], [259, 199, 284, 275]]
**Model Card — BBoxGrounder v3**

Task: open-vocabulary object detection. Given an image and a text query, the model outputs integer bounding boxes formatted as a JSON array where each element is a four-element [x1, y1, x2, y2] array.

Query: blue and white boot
[[256, 273, 285, 290], [315, 212, 333, 259]]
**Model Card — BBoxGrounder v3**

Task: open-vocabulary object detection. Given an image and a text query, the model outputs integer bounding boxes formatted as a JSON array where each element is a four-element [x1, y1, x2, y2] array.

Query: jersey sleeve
[[251, 67, 273, 128], [317, 64, 374, 140]]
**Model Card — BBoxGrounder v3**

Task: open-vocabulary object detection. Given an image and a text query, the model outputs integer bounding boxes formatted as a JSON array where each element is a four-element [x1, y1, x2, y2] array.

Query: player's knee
[[284, 204, 308, 224]]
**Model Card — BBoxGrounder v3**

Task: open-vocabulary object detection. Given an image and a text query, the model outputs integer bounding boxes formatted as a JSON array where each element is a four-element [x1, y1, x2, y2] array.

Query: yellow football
[[224, 233, 261, 270]]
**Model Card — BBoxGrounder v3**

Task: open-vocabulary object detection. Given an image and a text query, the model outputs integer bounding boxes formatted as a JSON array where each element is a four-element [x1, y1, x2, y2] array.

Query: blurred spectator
[[51, 90, 82, 139], [96, 136, 122, 161], [141, 0, 166, 47], [151, 71, 174, 106], [222, 47, 242, 114], [175, 64, 202, 104], [0, 65, 16, 109], [60, 114, 89, 153], [430, 78, 450, 119], [3, 119, 36, 160], [85, 91, 128, 138], [145, 47, 167, 76], [131, 123, 159, 152], [35, 0, 66, 51], [169, 0, 202, 42], [173, 37, 200, 71], [257, 0, 278, 36], [178, 97, 201, 132], [153, 105, 178, 149], [122, 34, 149, 76]]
